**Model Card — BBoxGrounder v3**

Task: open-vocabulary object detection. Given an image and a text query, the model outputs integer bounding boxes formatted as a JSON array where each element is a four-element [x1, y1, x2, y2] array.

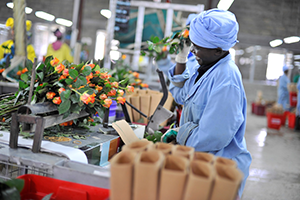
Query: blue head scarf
[[283, 65, 288, 72], [189, 9, 239, 51], [186, 14, 198, 26]]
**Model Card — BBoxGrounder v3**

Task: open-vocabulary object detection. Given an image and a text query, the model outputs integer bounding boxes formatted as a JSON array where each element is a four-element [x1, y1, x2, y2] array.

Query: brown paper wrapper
[[215, 156, 237, 168], [154, 142, 174, 155], [130, 95, 141, 122], [159, 155, 189, 200], [172, 145, 195, 160], [133, 150, 165, 200], [110, 151, 136, 200], [209, 164, 243, 200], [193, 152, 215, 165], [122, 139, 153, 153], [125, 95, 133, 122], [183, 160, 215, 200], [149, 93, 163, 117], [140, 94, 151, 124]]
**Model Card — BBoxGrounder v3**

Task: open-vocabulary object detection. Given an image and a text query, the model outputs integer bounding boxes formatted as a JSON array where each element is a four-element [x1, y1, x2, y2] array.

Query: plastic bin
[[18, 174, 110, 200], [281, 111, 289, 126], [289, 92, 297, 107], [267, 112, 282, 130], [288, 112, 296, 129], [251, 102, 265, 116]]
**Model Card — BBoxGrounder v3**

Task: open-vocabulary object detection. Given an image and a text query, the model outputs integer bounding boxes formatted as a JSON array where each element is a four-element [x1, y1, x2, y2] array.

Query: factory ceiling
[[0, 0, 300, 53]]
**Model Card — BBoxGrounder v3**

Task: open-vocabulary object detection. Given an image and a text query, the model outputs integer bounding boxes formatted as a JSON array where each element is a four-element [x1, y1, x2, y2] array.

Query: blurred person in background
[[46, 28, 73, 63], [277, 65, 290, 110], [0, 17, 36, 64]]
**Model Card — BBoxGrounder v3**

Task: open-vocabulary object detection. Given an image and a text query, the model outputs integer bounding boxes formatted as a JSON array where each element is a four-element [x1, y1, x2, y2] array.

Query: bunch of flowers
[[17, 56, 134, 120], [141, 27, 190, 61]]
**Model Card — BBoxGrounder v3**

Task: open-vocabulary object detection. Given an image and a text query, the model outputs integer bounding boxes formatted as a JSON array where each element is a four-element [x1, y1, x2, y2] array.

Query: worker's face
[[190, 42, 222, 66]]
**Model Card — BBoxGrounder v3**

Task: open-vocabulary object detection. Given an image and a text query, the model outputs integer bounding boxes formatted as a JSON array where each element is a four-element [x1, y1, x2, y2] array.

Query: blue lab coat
[[277, 74, 290, 110], [166, 54, 251, 197]]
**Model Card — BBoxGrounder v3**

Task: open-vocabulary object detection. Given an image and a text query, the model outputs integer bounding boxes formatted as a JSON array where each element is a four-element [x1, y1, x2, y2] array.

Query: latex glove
[[161, 127, 180, 143], [175, 40, 191, 64]]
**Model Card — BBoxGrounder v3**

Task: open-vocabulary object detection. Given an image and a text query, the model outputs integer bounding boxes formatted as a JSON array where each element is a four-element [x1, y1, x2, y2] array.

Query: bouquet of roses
[[16, 56, 134, 120], [141, 26, 190, 61]]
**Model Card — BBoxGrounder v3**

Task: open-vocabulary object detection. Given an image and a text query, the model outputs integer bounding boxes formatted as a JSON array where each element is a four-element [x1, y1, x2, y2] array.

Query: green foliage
[[144, 130, 163, 143]]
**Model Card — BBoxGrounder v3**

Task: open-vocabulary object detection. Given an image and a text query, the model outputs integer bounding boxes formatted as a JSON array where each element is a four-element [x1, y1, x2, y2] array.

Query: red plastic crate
[[289, 92, 297, 107], [267, 112, 282, 130], [18, 174, 110, 200], [251, 102, 266, 116], [288, 112, 296, 129]]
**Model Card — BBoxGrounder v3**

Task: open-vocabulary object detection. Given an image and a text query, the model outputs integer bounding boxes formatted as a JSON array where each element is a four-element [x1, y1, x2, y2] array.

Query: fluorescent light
[[6, 2, 33, 14], [100, 9, 111, 19], [269, 39, 283, 47], [55, 18, 73, 27], [283, 36, 300, 44], [217, 0, 234, 11], [35, 11, 55, 21]]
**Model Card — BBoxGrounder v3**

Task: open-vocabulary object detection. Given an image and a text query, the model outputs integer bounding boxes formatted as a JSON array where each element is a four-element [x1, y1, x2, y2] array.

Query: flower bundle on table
[[17, 56, 134, 121]]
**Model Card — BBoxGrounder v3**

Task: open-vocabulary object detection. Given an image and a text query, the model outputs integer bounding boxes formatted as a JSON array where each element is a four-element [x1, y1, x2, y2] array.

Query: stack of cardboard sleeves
[[110, 140, 243, 200]]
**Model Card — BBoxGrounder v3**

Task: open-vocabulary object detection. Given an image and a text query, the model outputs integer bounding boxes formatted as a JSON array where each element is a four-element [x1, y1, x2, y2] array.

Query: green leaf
[[1, 187, 21, 200], [36, 72, 44, 81], [58, 100, 71, 114], [70, 104, 82, 113], [4, 179, 24, 192], [152, 36, 160, 43], [154, 46, 162, 53], [60, 89, 71, 101], [36, 63, 45, 72], [44, 56, 53, 66], [65, 78, 73, 85], [82, 66, 92, 76], [19, 81, 28, 89], [140, 51, 146, 56], [70, 93, 80, 103], [20, 74, 28, 82], [69, 69, 78, 79], [77, 76, 87, 86], [53, 81, 64, 88]]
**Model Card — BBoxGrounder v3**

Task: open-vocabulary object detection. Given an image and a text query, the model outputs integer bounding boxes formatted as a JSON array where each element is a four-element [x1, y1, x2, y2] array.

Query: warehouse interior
[[0, 0, 299, 199]]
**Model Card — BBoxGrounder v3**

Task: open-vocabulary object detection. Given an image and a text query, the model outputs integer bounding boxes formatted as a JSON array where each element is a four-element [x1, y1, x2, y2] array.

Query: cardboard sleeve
[[140, 94, 151, 124], [215, 156, 237, 168], [159, 155, 189, 200], [109, 151, 136, 200], [209, 164, 243, 200], [133, 150, 165, 200], [193, 151, 215, 165], [130, 95, 141, 122], [172, 144, 195, 160], [153, 142, 174, 155], [183, 160, 215, 200], [122, 139, 153, 153], [125, 95, 133, 122]]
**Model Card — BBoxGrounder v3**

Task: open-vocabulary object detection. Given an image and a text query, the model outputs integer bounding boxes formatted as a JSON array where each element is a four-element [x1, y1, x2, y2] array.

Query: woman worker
[[46, 28, 73, 63], [0, 17, 36, 64], [277, 65, 290, 110], [159, 9, 252, 199]]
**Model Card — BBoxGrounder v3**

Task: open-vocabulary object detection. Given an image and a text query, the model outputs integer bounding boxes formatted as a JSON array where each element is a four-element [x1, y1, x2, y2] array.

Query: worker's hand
[[175, 40, 191, 64], [161, 127, 180, 143]]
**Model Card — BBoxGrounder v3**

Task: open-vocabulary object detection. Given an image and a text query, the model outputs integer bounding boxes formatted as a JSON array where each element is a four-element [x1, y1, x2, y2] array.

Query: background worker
[[277, 65, 290, 110], [0, 17, 36, 64], [159, 9, 252, 199], [46, 28, 73, 63]]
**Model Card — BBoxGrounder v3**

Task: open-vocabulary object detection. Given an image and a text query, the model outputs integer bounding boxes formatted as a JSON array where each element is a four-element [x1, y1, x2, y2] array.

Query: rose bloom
[[140, 83, 149, 88], [50, 57, 59, 66], [162, 46, 168, 52], [132, 72, 139, 78], [46, 92, 56, 100], [111, 82, 119, 88], [117, 97, 126, 104], [95, 85, 103, 91], [103, 98, 112, 108], [21, 68, 28, 74], [122, 55, 126, 60], [107, 89, 117, 97], [86, 72, 93, 80], [58, 88, 66, 94], [55, 64, 65, 73], [52, 97, 62, 105], [89, 83, 95, 87], [62, 69, 69, 77], [58, 75, 66, 80], [80, 93, 95, 105], [118, 89, 124, 96], [17, 71, 22, 76], [0, 69, 4, 73], [126, 85, 134, 93], [182, 29, 189, 38], [100, 94, 107, 100], [87, 63, 95, 69]]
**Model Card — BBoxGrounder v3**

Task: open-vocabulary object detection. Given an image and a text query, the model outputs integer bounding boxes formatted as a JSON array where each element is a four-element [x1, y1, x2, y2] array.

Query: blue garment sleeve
[[177, 84, 245, 152]]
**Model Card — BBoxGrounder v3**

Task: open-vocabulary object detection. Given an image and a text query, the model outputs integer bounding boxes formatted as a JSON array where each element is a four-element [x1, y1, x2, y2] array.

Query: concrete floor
[[241, 104, 300, 200]]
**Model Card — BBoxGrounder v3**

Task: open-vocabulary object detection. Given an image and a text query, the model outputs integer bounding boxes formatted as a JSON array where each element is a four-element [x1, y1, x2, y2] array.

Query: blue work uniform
[[297, 79, 300, 114], [277, 74, 290, 110], [166, 54, 251, 197]]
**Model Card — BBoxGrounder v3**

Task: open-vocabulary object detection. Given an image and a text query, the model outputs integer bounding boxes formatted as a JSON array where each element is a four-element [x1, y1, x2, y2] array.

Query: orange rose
[[2, 117, 5, 122], [52, 97, 62, 105], [62, 69, 69, 77], [122, 55, 126, 60], [182, 29, 189, 38], [95, 85, 103, 91], [111, 81, 119, 88], [80, 93, 95, 105], [126, 86, 134, 93], [107, 89, 117, 97], [103, 99, 112, 108], [132, 72, 139, 78], [17, 71, 22, 76], [0, 69, 4, 73], [118, 89, 124, 96], [55, 64, 65, 73], [140, 83, 149, 88], [58, 88, 66, 94], [100, 94, 107, 100], [86, 72, 93, 80], [21, 68, 28, 74], [58, 75, 66, 80], [116, 97, 126, 104], [87, 63, 95, 69], [50, 57, 60, 66], [46, 92, 56, 100], [162, 46, 168, 52]]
